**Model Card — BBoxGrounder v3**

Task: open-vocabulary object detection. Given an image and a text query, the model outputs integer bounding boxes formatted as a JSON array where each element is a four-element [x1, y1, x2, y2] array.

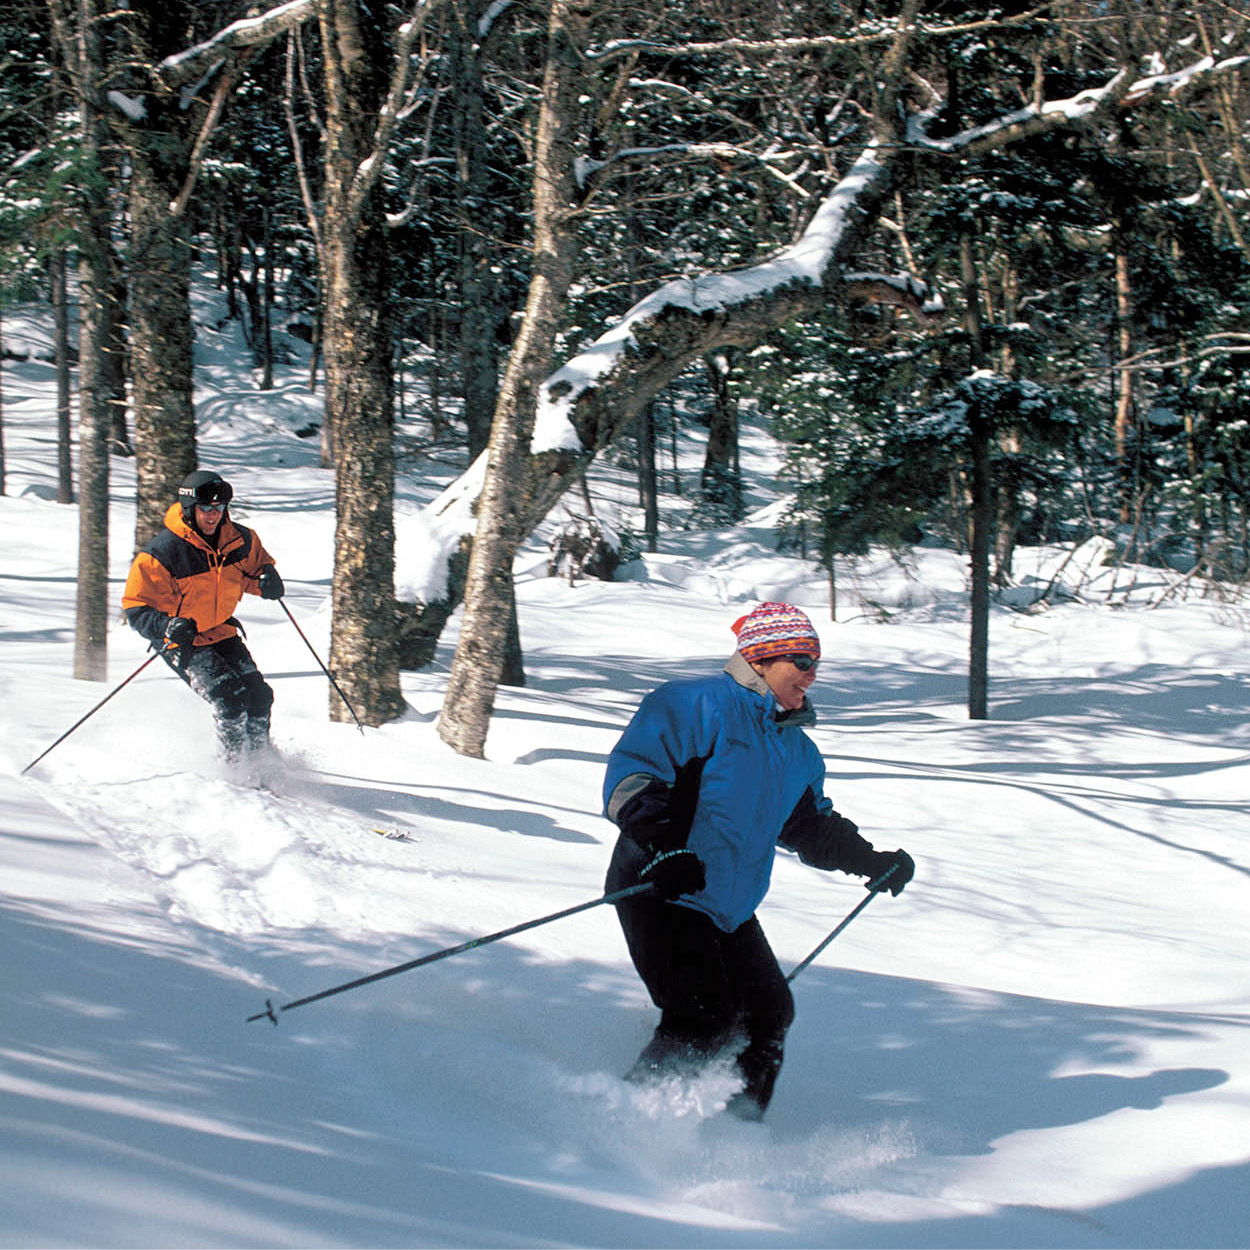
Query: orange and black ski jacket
[[122, 503, 277, 647]]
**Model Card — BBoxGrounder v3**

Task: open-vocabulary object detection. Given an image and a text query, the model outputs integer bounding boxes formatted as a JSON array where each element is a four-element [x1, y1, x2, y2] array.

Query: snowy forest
[[3, 0, 1250, 755], [4, 4, 1250, 1245]]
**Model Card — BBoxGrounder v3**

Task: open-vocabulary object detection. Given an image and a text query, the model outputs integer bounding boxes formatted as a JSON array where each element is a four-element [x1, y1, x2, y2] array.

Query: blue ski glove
[[640, 848, 706, 901]]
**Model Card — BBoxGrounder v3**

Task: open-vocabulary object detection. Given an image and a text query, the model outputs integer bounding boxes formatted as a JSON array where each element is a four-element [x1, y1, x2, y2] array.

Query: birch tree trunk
[[154, 0, 434, 726], [450, 1, 502, 461], [638, 403, 658, 551], [436, 0, 587, 757], [128, 136, 197, 546], [449, 0, 525, 690], [48, 0, 116, 681], [51, 250, 74, 503], [106, 275, 130, 456], [117, 0, 203, 547], [701, 352, 742, 522], [74, 258, 113, 683], [320, 0, 406, 725], [1112, 231, 1138, 527], [960, 233, 990, 721], [0, 305, 5, 497]]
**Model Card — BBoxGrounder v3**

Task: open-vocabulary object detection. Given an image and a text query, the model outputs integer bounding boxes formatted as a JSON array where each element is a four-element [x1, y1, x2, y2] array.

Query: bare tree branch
[[283, 30, 322, 256], [346, 0, 447, 221], [1062, 334, 1250, 380], [584, 1, 1071, 64], [170, 57, 246, 218]]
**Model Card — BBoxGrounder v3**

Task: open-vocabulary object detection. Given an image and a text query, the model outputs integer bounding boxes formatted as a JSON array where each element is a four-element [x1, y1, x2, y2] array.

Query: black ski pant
[[164, 635, 273, 758], [609, 841, 795, 1116]]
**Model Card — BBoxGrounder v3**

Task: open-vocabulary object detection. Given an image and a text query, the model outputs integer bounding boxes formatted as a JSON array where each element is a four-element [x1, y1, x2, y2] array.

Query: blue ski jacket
[[604, 653, 877, 932]]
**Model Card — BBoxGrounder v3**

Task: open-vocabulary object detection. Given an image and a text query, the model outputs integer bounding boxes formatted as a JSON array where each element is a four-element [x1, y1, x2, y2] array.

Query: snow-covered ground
[[1, 295, 1248, 1248]]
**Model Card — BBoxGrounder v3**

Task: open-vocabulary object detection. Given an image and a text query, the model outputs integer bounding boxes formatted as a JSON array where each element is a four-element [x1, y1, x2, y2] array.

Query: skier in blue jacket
[[604, 601, 914, 1120]]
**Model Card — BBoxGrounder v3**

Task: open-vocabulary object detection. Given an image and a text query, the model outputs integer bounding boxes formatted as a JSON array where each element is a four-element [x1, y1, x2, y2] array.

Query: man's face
[[751, 653, 818, 711], [194, 502, 226, 535]]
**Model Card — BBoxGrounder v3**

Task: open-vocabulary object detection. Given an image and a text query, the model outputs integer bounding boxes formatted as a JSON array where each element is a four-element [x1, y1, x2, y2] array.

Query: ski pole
[[247, 881, 654, 1025], [785, 862, 899, 984], [279, 600, 365, 734], [21, 649, 166, 776]]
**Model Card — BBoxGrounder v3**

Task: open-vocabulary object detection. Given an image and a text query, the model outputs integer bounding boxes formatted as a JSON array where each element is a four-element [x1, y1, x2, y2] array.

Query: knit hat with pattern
[[730, 601, 821, 662]]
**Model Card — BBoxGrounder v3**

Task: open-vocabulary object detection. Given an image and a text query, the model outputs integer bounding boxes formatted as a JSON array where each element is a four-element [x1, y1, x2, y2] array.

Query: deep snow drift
[[1, 297, 1248, 1248]]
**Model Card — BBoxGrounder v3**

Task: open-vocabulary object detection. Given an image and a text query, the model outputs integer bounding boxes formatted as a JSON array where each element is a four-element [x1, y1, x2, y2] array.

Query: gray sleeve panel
[[605, 771, 662, 825]]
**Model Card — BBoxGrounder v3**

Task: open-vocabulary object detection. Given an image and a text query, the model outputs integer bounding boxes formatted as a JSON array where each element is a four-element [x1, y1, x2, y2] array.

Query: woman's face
[[751, 654, 818, 711]]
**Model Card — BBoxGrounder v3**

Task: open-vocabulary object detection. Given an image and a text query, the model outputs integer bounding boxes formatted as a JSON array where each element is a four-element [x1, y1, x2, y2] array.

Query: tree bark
[[436, 0, 586, 757], [51, 250, 74, 503], [993, 258, 1021, 587], [961, 231, 990, 721], [638, 402, 658, 551], [74, 264, 112, 683], [1112, 232, 1137, 526], [165, 0, 435, 725], [128, 129, 197, 546], [119, 0, 205, 548], [0, 305, 6, 497], [320, 0, 406, 725], [450, 2, 502, 461], [967, 407, 992, 721], [49, 0, 116, 680], [106, 272, 131, 457], [701, 351, 742, 522]]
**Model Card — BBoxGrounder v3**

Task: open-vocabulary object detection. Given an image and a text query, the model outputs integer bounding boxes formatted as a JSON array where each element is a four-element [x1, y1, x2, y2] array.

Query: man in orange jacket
[[122, 470, 285, 760]]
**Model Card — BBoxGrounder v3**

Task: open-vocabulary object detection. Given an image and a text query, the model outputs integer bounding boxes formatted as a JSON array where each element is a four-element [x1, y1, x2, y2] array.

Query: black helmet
[[178, 470, 233, 522]]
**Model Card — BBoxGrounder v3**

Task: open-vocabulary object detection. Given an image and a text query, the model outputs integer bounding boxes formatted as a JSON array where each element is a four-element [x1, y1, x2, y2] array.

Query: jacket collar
[[723, 651, 817, 728]]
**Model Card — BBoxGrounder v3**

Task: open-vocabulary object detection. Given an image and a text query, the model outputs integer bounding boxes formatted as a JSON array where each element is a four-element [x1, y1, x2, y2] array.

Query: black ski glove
[[640, 848, 706, 901], [258, 565, 285, 600], [864, 848, 914, 896], [164, 615, 198, 648]]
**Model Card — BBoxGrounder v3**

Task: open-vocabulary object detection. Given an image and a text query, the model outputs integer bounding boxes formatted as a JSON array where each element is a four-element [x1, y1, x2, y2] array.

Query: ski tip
[[372, 826, 414, 841]]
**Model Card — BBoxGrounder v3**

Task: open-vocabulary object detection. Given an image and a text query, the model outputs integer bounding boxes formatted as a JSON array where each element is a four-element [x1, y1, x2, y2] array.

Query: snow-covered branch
[[843, 272, 944, 318], [159, 0, 318, 85], [441, 40, 1250, 520], [531, 142, 897, 455], [909, 52, 1250, 157], [396, 141, 909, 603]]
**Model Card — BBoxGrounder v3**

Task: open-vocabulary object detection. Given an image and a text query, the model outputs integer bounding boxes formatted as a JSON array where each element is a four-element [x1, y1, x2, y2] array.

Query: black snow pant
[[608, 838, 795, 1119], [165, 635, 273, 760]]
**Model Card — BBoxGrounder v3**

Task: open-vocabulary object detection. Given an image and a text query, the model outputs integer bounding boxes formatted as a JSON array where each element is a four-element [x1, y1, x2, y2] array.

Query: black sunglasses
[[785, 654, 818, 672]]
